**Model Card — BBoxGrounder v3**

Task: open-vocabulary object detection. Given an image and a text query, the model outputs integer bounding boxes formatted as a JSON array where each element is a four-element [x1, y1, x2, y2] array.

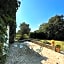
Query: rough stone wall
[[28, 42, 64, 64]]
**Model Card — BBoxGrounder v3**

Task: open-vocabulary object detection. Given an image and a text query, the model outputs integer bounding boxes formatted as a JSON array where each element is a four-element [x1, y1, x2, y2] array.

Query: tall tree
[[38, 15, 64, 40], [47, 15, 64, 40], [19, 22, 31, 35]]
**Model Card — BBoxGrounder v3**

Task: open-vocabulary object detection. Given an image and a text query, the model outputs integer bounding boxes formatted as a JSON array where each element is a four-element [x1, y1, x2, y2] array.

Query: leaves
[[19, 22, 31, 35], [0, 17, 7, 43], [38, 15, 64, 40]]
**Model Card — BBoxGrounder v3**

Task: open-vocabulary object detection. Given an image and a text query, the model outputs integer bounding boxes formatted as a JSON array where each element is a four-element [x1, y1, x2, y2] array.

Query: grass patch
[[40, 40, 64, 51]]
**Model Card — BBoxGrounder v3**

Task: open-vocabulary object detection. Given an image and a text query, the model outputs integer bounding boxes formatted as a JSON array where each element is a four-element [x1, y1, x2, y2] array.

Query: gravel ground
[[5, 42, 46, 64], [28, 42, 64, 64]]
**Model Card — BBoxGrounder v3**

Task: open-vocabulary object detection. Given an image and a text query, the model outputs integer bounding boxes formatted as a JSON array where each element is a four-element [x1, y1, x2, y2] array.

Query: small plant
[[55, 45, 61, 53]]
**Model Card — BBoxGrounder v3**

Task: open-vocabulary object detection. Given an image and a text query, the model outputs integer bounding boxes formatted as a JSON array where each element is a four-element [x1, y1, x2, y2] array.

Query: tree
[[18, 22, 31, 39], [47, 15, 64, 40], [39, 23, 49, 33], [0, 0, 20, 17], [0, 0, 21, 43], [38, 15, 64, 40], [0, 0, 21, 61], [19, 22, 31, 35]]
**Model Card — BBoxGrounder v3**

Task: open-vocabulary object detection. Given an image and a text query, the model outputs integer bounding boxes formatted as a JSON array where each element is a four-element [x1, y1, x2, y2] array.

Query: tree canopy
[[19, 22, 31, 35], [15, 15, 64, 41], [34, 15, 64, 40], [16, 22, 31, 40], [47, 15, 64, 40]]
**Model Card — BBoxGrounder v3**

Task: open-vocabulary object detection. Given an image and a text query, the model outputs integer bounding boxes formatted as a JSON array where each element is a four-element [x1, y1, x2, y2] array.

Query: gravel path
[[28, 42, 64, 64], [5, 42, 47, 64]]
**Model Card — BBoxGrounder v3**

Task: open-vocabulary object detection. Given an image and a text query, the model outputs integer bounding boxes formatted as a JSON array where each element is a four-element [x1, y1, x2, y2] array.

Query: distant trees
[[19, 22, 31, 35], [30, 15, 64, 40], [39, 23, 49, 33], [30, 31, 46, 39], [17, 22, 31, 40], [47, 15, 64, 40]]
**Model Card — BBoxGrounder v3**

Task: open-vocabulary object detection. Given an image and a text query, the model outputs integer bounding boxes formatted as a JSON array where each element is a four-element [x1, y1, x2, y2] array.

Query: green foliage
[[38, 15, 64, 40], [16, 22, 30, 40], [0, 43, 6, 64], [15, 33, 22, 41], [47, 15, 64, 40], [30, 32, 46, 39], [0, 17, 7, 43], [39, 23, 49, 33], [0, 54, 6, 64], [55, 45, 61, 48], [23, 34, 29, 39], [0, 0, 21, 43], [0, 0, 20, 63], [0, 0, 20, 17], [0, 43, 3, 55], [19, 22, 31, 35]]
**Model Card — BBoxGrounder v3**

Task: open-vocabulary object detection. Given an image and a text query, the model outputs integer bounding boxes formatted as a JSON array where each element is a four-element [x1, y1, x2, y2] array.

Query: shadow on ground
[[5, 43, 48, 64]]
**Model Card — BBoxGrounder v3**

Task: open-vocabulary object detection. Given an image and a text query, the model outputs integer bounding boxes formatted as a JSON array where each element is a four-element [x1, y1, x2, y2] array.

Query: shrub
[[55, 45, 61, 48], [55, 45, 61, 52], [43, 40, 51, 45], [23, 34, 29, 39]]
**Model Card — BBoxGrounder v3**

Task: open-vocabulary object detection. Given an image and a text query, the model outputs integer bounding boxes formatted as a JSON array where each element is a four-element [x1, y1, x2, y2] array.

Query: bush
[[19, 34, 29, 40], [55, 45, 61, 48], [43, 40, 51, 45], [0, 43, 3, 55], [55, 45, 61, 52], [23, 34, 29, 39], [0, 43, 6, 64], [0, 54, 6, 64]]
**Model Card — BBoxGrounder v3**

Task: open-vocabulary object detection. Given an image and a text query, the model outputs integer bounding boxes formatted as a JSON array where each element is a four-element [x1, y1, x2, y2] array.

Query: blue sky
[[16, 0, 64, 32]]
